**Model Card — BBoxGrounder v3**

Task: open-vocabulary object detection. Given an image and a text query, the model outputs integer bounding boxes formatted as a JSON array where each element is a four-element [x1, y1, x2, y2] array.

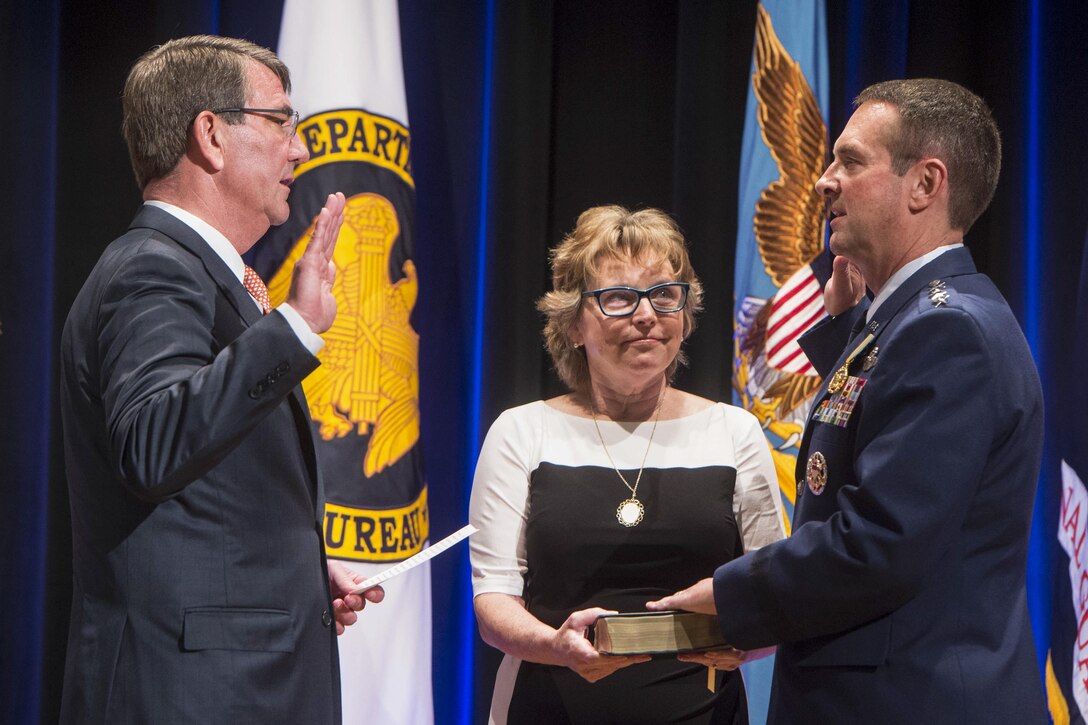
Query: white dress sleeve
[[725, 404, 787, 552], [468, 403, 542, 598]]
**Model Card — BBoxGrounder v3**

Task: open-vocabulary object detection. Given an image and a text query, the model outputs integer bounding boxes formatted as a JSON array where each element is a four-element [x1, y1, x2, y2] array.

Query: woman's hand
[[678, 644, 775, 671], [677, 646, 747, 671], [555, 607, 651, 682], [474, 594, 649, 682]]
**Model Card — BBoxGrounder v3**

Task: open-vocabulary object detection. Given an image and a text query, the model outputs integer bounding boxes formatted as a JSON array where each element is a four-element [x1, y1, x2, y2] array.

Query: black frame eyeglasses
[[211, 107, 301, 138], [581, 282, 690, 317]]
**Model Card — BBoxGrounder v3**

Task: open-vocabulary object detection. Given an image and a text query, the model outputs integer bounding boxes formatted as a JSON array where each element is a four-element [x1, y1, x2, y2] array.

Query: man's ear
[[189, 110, 227, 172], [907, 157, 948, 213]]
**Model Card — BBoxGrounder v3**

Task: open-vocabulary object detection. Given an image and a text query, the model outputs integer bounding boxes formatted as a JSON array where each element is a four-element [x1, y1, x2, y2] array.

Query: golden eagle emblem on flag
[[268, 192, 420, 478], [734, 4, 829, 518]]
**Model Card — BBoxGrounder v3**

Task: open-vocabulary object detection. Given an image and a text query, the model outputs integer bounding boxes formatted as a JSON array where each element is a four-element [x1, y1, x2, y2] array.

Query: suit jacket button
[[322, 609, 332, 627]]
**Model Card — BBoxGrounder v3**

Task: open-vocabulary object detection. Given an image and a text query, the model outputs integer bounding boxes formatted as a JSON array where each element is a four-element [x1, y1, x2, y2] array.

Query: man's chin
[[268, 207, 291, 228]]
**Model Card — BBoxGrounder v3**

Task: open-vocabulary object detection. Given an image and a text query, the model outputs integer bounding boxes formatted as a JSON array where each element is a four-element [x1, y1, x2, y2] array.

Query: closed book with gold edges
[[592, 611, 726, 655]]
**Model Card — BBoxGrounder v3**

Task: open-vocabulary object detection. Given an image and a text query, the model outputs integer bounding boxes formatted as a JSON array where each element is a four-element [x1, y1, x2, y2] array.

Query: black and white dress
[[469, 401, 785, 724]]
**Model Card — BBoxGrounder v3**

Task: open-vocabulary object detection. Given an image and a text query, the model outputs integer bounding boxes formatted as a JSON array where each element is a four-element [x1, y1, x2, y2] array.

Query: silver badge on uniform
[[928, 279, 949, 307], [862, 346, 879, 371]]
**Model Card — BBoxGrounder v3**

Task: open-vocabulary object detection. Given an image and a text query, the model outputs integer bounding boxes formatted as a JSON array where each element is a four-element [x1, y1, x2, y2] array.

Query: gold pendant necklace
[[590, 388, 665, 527]]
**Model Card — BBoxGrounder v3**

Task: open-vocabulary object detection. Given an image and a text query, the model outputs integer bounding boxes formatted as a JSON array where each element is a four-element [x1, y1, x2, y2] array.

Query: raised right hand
[[824, 254, 866, 317], [286, 192, 346, 333]]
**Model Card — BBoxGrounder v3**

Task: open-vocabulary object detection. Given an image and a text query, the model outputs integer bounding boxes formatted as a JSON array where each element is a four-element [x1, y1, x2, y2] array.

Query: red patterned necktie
[[242, 265, 272, 315]]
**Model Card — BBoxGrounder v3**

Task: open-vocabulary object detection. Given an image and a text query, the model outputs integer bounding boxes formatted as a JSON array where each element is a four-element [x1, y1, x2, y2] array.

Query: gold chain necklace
[[590, 388, 665, 527]]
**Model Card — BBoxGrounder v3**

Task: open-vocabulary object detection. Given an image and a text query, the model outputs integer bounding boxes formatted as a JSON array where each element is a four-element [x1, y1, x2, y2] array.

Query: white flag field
[[277, 1, 431, 723]]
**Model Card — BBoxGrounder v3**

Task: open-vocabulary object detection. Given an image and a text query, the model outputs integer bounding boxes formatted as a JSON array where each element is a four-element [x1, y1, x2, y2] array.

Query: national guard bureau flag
[[1049, 227, 1088, 725], [248, 2, 431, 722], [731, 1, 829, 722]]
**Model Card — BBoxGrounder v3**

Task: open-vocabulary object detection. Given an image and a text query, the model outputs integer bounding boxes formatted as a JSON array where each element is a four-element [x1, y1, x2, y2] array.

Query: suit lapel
[[128, 205, 262, 327]]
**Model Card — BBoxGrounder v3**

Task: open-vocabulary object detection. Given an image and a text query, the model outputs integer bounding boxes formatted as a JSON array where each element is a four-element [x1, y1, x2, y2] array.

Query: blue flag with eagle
[[731, 1, 828, 721], [247, 1, 432, 722]]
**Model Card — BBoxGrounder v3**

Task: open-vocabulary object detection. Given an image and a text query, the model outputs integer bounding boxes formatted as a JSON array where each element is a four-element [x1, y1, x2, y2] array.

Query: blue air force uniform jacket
[[712, 246, 1046, 724]]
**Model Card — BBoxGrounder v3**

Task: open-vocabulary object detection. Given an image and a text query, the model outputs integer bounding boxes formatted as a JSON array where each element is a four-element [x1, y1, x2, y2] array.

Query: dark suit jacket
[[714, 247, 1046, 723], [59, 205, 342, 724]]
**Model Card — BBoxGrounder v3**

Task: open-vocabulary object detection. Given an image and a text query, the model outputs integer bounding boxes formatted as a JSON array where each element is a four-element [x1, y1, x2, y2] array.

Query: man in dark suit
[[650, 79, 1046, 723], [59, 35, 384, 723]]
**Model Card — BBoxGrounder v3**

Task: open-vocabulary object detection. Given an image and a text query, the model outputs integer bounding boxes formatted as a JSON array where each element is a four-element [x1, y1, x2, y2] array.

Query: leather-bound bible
[[592, 611, 727, 655]]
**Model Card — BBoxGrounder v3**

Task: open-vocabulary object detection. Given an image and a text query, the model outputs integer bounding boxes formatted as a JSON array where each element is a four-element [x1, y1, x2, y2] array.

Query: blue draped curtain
[[3, 2, 1085, 723], [1, 3, 60, 725]]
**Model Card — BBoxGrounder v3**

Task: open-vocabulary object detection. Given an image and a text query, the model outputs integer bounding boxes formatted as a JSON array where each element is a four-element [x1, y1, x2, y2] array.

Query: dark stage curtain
[[2, 1, 1085, 723], [1, 3, 61, 725]]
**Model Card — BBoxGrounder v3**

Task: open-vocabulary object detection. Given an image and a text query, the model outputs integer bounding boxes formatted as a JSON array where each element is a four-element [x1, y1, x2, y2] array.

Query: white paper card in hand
[[349, 524, 477, 594]]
